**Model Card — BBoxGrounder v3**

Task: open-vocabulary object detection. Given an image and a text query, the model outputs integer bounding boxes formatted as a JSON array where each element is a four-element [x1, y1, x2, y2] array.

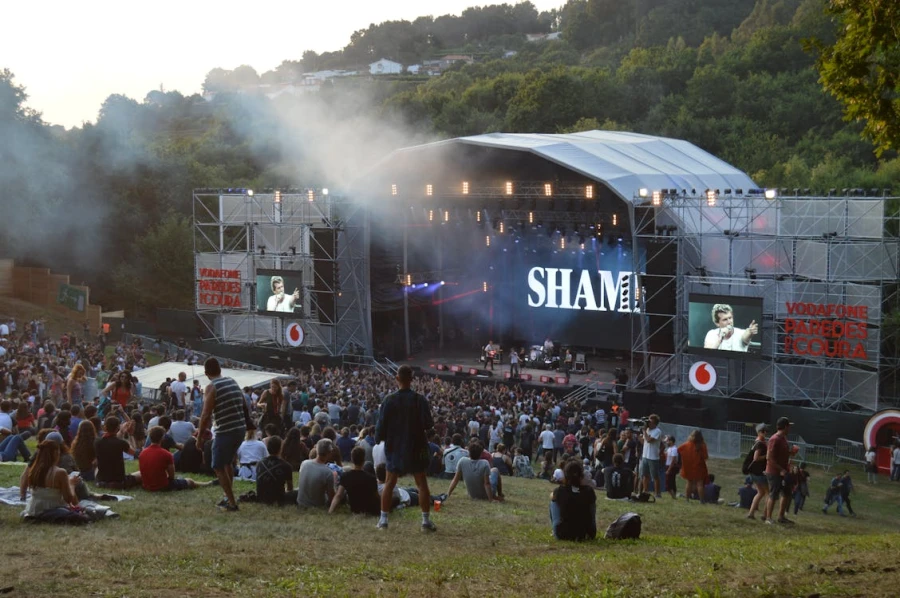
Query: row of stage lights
[[639, 187, 778, 207], [194, 188, 329, 202], [393, 182, 595, 199], [424, 208, 619, 228]]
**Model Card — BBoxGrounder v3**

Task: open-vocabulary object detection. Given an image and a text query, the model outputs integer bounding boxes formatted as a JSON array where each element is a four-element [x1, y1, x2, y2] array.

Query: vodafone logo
[[689, 361, 716, 392], [285, 323, 304, 347]]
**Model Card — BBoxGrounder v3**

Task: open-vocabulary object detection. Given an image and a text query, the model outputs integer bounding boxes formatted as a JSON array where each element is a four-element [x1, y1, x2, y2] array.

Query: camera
[[631, 417, 649, 431]]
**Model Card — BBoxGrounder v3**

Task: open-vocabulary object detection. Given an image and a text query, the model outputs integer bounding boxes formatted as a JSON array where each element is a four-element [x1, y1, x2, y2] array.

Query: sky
[[2, 0, 562, 128]]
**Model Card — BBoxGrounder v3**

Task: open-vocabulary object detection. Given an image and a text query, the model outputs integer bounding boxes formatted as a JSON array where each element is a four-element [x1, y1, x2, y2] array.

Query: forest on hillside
[[1, 0, 898, 316]]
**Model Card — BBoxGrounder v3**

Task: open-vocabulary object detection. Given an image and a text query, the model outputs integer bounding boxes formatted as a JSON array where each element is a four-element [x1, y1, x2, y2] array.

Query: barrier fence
[[835, 438, 866, 464], [659, 423, 742, 460]]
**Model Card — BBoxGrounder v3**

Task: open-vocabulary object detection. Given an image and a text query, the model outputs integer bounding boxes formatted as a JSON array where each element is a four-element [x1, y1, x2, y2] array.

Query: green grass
[[1, 457, 898, 597]]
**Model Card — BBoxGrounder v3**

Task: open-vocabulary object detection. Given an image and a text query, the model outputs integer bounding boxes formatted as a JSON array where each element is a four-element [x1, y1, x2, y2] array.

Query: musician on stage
[[509, 348, 520, 378], [543, 337, 554, 355], [483, 340, 496, 370]]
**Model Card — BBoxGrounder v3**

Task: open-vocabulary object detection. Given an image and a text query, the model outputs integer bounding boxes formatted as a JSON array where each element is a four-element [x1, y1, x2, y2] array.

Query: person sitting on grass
[[71, 420, 98, 482], [702, 473, 722, 504], [0, 425, 31, 462], [736, 476, 757, 509], [446, 441, 503, 502], [95, 416, 141, 490], [280, 427, 309, 471], [19, 439, 81, 521], [330, 446, 380, 515], [602, 453, 634, 500], [236, 424, 268, 481], [374, 463, 447, 510], [512, 447, 535, 478], [139, 426, 215, 492], [144, 415, 181, 451], [550, 459, 597, 541], [296, 438, 337, 509], [175, 430, 214, 476], [255, 435, 294, 506]]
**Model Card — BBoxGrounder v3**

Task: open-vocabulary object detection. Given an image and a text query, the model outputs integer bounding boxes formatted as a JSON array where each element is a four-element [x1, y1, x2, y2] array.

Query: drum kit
[[523, 344, 560, 370]]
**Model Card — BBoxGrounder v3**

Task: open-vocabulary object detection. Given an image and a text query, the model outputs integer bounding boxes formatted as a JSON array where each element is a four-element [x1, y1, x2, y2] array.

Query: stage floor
[[402, 350, 623, 391]]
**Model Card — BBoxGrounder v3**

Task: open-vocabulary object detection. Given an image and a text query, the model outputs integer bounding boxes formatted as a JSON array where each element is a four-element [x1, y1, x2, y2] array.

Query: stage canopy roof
[[132, 362, 283, 399], [381, 130, 757, 204]]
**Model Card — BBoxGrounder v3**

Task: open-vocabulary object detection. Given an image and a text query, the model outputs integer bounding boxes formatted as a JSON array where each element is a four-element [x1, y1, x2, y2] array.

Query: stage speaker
[[555, 376, 568, 384], [643, 242, 677, 353], [540, 375, 553, 383], [471, 369, 493, 377], [435, 364, 448, 371], [505, 372, 533, 381], [521, 373, 532, 381], [311, 229, 336, 325], [450, 365, 463, 373]]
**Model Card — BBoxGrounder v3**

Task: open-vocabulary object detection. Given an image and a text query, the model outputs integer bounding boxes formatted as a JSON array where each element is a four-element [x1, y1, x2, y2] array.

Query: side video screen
[[256, 270, 303, 316], [687, 294, 762, 358]]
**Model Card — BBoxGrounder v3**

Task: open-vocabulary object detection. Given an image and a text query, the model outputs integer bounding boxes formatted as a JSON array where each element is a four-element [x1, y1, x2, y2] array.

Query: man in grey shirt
[[297, 438, 337, 508], [446, 441, 502, 502]]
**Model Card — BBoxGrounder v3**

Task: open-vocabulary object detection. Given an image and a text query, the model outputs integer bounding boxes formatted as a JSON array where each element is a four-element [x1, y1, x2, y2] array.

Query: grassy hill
[[1, 457, 897, 596]]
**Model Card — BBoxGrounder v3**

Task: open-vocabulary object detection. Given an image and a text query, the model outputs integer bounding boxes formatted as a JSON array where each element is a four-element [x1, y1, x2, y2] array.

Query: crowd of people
[[1, 319, 889, 536]]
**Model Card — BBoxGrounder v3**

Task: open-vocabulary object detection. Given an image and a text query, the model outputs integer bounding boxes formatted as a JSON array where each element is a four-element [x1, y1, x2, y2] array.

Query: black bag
[[605, 512, 642, 540], [741, 447, 755, 475], [630, 492, 656, 503]]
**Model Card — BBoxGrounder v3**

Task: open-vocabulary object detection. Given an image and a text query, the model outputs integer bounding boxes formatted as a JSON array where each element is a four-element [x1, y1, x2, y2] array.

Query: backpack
[[630, 492, 656, 503], [605, 512, 642, 540], [741, 446, 755, 475]]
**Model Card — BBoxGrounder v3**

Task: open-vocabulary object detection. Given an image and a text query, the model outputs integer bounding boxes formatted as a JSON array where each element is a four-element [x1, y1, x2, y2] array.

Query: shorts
[[385, 451, 428, 476], [639, 458, 658, 478], [211, 430, 244, 470], [166, 477, 190, 491], [751, 474, 768, 488], [666, 469, 677, 491], [766, 473, 785, 500]]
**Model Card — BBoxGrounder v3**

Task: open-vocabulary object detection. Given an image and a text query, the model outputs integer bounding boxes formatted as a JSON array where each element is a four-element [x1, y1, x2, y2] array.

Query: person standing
[[509, 349, 520, 379], [892, 443, 900, 482], [374, 364, 436, 531], [764, 417, 797, 525], [169, 372, 188, 418], [747, 424, 769, 520], [677, 430, 708, 501], [197, 357, 247, 512], [483, 340, 496, 371], [640, 414, 662, 497], [865, 446, 877, 484]]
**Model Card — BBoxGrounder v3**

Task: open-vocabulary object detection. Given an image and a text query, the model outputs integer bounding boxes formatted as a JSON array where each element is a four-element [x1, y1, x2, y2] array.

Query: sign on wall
[[57, 284, 86, 312], [198, 268, 243, 308]]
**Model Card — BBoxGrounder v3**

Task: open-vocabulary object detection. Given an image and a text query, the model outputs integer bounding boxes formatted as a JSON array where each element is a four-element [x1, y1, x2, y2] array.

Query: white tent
[[130, 362, 284, 399], [384, 130, 757, 206]]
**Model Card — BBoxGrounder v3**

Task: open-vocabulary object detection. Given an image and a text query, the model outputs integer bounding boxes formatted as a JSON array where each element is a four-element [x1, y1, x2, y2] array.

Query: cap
[[776, 416, 793, 430], [45, 431, 65, 444], [744, 475, 753, 485], [755, 423, 767, 433]]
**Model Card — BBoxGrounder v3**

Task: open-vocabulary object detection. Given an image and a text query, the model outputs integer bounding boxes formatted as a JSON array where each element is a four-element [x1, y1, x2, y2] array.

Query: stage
[[401, 349, 621, 392]]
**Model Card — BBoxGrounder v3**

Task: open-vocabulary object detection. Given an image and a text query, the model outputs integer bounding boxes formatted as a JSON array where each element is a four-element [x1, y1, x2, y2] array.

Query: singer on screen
[[266, 276, 299, 313], [703, 304, 757, 351]]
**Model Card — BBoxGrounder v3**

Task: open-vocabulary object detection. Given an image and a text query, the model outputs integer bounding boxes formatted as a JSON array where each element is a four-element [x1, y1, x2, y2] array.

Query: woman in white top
[[865, 446, 877, 484], [19, 440, 78, 518], [236, 426, 268, 481]]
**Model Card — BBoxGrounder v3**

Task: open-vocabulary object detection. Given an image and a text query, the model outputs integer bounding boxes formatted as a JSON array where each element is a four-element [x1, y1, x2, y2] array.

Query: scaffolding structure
[[629, 191, 900, 412], [192, 190, 371, 357]]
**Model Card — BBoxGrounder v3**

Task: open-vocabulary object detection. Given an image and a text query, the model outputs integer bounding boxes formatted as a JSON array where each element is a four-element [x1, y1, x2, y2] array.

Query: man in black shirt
[[330, 446, 380, 516], [256, 436, 294, 505], [602, 454, 634, 500], [95, 416, 141, 489]]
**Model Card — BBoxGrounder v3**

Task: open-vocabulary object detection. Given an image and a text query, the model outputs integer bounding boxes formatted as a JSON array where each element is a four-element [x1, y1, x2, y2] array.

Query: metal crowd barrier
[[835, 437, 866, 464], [659, 423, 742, 460]]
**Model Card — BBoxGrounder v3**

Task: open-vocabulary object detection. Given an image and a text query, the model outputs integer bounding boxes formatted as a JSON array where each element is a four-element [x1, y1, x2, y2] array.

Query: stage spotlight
[[462, 181, 469, 195], [485, 235, 491, 247], [405, 274, 412, 286], [483, 281, 488, 292], [765, 189, 777, 200], [428, 209, 434, 222], [528, 211, 534, 224], [706, 189, 717, 207], [247, 189, 254, 196], [639, 188, 649, 198], [652, 190, 662, 206], [443, 210, 449, 223], [391, 184, 398, 196], [560, 237, 566, 249], [544, 183, 552, 197], [426, 184, 433, 196], [308, 189, 314, 202], [440, 281, 445, 285], [274, 190, 282, 203], [499, 221, 505, 234], [612, 214, 618, 226], [585, 185, 594, 199], [505, 181, 513, 195], [617, 236, 623, 243], [322, 188, 329, 196], [476, 210, 482, 223]]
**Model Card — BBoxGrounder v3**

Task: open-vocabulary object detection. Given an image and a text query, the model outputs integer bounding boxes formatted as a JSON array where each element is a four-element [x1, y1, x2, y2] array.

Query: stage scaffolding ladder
[[564, 382, 606, 405], [341, 354, 399, 377]]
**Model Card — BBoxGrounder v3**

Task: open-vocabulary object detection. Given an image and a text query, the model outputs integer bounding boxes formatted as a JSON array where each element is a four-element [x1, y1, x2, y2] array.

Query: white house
[[369, 58, 403, 75]]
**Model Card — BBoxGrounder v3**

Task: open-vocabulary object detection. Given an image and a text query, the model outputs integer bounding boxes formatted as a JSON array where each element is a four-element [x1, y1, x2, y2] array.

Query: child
[[792, 463, 810, 514]]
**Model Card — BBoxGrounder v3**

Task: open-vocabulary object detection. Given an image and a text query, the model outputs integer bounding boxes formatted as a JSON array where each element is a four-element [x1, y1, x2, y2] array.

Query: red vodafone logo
[[689, 361, 716, 392], [286, 323, 304, 347]]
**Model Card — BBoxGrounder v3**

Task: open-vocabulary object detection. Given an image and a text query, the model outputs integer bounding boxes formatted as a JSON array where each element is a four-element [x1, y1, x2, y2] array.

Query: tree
[[814, 0, 900, 155]]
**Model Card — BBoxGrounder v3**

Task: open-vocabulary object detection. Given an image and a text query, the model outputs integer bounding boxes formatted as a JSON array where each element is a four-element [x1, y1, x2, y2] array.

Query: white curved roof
[[394, 130, 757, 203]]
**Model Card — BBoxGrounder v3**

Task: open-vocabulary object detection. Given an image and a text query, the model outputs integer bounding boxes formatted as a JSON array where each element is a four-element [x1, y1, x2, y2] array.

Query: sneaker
[[216, 497, 229, 507], [746, 514, 756, 520], [421, 520, 437, 533], [217, 503, 239, 512], [376, 520, 388, 530], [777, 518, 795, 525], [764, 518, 775, 525]]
